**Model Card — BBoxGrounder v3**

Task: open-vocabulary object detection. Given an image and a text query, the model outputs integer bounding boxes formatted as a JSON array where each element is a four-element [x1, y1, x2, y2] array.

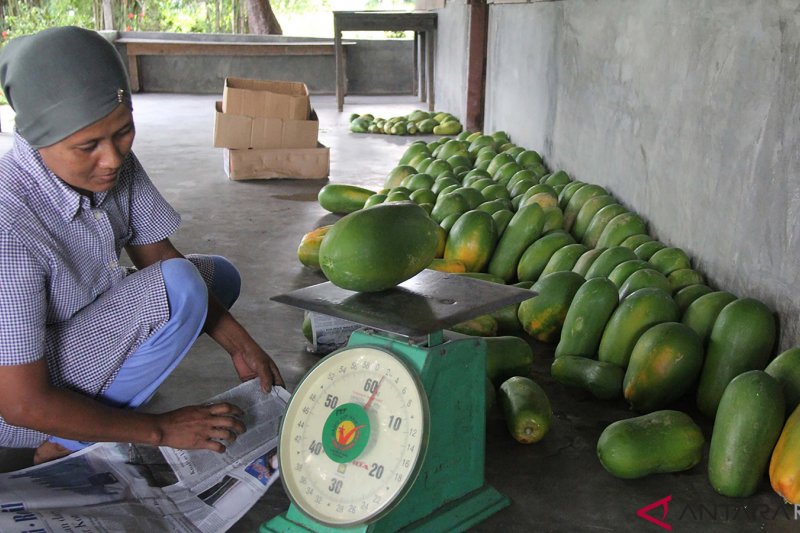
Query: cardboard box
[[222, 77, 310, 121], [223, 144, 330, 181], [213, 102, 319, 149]]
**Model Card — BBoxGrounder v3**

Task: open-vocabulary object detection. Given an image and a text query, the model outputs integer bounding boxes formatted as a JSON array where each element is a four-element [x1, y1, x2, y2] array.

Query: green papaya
[[597, 410, 705, 479]]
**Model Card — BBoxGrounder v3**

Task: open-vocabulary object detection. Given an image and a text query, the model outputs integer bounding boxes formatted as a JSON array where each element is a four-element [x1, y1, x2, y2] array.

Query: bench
[[115, 38, 354, 93]]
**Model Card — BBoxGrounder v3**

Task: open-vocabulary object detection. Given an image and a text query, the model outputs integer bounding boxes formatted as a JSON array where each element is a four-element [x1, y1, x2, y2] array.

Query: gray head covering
[[0, 26, 133, 148]]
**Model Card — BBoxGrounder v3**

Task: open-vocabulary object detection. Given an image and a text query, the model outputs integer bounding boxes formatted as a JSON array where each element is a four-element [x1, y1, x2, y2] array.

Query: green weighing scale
[[261, 269, 533, 532]]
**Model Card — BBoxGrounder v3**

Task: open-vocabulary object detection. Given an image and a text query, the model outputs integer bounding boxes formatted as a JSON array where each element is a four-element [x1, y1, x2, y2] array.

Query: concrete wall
[[114, 32, 414, 95], [431, 1, 470, 119], [437, 0, 800, 351]]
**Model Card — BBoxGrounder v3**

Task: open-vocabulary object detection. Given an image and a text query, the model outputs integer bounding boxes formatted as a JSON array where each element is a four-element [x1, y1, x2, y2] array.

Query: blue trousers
[[51, 255, 240, 451]]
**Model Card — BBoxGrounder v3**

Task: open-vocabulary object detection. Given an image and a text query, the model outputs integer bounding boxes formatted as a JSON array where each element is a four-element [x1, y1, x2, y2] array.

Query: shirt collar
[[13, 132, 91, 221]]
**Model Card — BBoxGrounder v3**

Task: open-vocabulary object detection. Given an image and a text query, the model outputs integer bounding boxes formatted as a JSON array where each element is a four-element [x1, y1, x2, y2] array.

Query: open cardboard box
[[222, 77, 310, 121], [223, 144, 330, 181], [213, 101, 319, 150]]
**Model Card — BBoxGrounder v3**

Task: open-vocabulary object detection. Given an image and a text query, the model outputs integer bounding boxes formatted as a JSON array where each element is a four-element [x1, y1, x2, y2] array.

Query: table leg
[[418, 32, 427, 103], [426, 30, 435, 112], [127, 52, 142, 93], [412, 32, 419, 97], [334, 24, 344, 112]]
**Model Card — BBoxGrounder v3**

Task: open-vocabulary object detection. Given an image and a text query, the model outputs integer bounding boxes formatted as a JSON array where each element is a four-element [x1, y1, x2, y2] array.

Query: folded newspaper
[[0, 380, 290, 533]]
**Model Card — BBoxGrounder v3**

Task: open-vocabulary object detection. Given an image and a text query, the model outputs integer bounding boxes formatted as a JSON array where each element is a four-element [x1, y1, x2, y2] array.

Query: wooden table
[[333, 11, 437, 112], [116, 38, 351, 93]]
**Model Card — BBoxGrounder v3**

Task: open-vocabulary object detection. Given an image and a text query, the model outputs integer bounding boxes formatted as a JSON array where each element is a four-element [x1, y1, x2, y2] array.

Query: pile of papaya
[[349, 109, 463, 136], [296, 127, 800, 505]]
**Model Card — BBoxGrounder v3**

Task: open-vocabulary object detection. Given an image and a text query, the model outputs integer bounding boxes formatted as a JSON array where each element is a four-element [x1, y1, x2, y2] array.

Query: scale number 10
[[388, 415, 402, 431]]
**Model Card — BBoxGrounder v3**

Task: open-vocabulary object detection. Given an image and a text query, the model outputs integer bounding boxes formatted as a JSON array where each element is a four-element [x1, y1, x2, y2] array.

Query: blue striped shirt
[[0, 133, 183, 447]]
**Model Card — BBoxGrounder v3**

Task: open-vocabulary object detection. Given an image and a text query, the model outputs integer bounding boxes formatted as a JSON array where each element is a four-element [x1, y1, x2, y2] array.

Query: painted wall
[[440, 0, 800, 350], [431, 1, 470, 120]]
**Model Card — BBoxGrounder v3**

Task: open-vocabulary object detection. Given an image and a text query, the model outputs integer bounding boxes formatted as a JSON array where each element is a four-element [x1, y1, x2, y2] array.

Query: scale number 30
[[329, 478, 343, 494]]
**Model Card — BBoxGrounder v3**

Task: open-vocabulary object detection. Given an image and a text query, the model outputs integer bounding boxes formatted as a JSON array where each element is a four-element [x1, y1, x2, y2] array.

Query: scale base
[[260, 484, 509, 533]]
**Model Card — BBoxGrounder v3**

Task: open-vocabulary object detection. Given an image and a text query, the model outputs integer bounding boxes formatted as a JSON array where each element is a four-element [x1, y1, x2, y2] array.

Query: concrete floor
[[0, 94, 796, 532]]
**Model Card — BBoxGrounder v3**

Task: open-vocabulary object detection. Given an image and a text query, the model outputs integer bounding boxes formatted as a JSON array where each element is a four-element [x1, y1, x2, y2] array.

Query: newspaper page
[[310, 312, 360, 354], [0, 380, 288, 533]]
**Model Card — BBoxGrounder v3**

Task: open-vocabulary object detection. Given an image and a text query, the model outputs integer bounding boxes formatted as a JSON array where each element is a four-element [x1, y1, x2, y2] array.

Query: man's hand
[[230, 346, 285, 392], [155, 402, 246, 452]]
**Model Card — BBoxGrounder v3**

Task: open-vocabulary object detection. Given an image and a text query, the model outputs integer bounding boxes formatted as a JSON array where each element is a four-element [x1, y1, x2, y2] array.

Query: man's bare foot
[[33, 441, 71, 465]]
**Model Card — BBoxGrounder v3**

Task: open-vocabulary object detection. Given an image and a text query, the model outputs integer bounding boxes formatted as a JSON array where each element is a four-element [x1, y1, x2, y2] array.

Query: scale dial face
[[279, 345, 429, 527]]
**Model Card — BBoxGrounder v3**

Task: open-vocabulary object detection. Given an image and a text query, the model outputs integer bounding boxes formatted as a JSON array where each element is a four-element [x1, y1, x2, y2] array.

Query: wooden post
[[466, 0, 488, 132]]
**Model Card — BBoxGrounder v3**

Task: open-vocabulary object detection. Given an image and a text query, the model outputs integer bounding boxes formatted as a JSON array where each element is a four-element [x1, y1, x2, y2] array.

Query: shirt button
[[109, 260, 118, 269], [93, 210, 103, 220]]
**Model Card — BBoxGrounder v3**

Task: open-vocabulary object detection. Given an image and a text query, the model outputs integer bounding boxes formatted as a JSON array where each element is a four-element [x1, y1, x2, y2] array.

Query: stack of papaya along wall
[[297, 128, 800, 504]]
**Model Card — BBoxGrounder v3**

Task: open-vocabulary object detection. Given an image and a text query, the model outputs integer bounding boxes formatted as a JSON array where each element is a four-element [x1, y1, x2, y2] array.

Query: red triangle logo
[[636, 495, 672, 531]]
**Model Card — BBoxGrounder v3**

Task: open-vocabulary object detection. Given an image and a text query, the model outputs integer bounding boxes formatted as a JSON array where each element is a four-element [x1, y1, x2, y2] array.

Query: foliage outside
[[0, 0, 416, 40]]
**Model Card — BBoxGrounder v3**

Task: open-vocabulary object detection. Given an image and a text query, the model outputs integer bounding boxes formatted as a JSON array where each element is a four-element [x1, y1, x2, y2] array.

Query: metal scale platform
[[262, 269, 534, 532]]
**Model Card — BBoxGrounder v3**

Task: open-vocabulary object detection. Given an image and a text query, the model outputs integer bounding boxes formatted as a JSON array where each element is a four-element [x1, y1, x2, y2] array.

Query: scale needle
[[364, 376, 385, 411]]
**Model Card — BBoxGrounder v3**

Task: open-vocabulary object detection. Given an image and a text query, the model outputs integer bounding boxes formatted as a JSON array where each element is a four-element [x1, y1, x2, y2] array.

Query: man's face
[[37, 104, 135, 196]]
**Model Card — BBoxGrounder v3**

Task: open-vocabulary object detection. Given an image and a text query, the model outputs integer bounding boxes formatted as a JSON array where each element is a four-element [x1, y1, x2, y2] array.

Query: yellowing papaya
[[427, 257, 466, 273], [521, 191, 559, 211], [518, 271, 585, 343], [451, 313, 498, 337], [487, 203, 546, 282], [623, 322, 704, 412], [297, 224, 332, 270], [709, 371, 785, 497], [770, 403, 800, 504], [598, 287, 679, 368], [444, 210, 498, 272], [450, 315, 497, 337], [597, 410, 704, 479], [696, 298, 777, 419]]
